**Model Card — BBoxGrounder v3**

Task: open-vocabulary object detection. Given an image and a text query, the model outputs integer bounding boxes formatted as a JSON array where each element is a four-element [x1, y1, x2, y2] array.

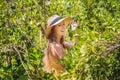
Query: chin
[[61, 33, 65, 35], [59, 34, 64, 36]]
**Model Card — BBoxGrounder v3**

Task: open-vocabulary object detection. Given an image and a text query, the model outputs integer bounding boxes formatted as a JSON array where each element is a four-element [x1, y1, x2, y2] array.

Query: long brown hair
[[43, 26, 65, 76], [47, 26, 65, 47]]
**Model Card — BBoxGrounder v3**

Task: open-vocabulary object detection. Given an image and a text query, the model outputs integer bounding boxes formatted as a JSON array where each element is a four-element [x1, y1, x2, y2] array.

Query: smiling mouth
[[61, 31, 64, 32]]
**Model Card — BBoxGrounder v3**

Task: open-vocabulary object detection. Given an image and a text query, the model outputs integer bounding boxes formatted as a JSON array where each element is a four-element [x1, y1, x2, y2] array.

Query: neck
[[55, 34, 62, 43]]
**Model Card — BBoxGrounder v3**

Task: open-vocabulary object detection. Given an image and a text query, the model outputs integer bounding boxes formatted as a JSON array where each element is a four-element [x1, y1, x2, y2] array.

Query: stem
[[99, 44, 120, 55], [13, 46, 32, 80]]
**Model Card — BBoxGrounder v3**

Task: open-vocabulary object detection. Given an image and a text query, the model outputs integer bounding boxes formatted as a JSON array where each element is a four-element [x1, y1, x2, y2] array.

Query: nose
[[62, 25, 66, 29]]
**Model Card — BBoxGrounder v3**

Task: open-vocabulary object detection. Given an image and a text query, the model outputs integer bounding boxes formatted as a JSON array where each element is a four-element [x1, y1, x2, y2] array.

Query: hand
[[73, 34, 79, 45], [71, 21, 79, 31]]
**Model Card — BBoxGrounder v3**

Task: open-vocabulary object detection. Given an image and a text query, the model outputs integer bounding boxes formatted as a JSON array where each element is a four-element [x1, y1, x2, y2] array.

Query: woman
[[43, 15, 76, 77]]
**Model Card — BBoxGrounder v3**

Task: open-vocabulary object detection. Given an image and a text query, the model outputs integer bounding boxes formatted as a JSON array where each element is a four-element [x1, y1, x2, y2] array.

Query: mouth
[[61, 31, 65, 32]]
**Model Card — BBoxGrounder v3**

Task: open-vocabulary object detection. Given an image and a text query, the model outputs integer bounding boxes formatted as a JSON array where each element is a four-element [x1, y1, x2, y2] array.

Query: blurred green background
[[0, 0, 120, 80]]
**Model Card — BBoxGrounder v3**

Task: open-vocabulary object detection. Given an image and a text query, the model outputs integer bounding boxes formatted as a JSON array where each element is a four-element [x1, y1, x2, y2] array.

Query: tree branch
[[13, 45, 32, 79], [99, 44, 120, 55]]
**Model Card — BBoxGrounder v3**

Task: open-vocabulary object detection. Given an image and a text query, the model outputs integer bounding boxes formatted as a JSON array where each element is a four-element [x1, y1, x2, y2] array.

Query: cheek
[[55, 27, 61, 34], [56, 26, 62, 32], [55, 26, 66, 35], [56, 27, 60, 32]]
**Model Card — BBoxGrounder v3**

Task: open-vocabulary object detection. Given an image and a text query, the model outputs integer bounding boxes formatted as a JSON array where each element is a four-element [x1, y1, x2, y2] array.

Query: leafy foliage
[[0, 0, 120, 80]]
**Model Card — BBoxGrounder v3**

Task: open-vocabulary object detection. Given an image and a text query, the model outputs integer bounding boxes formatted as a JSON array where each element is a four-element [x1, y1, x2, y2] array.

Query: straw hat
[[45, 15, 72, 38]]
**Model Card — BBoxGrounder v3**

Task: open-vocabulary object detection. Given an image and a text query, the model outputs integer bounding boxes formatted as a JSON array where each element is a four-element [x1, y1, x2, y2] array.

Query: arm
[[63, 42, 74, 49], [63, 34, 79, 49]]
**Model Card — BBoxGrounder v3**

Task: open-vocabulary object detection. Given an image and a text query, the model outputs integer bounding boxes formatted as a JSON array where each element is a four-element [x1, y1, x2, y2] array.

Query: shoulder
[[49, 43, 55, 48], [49, 42, 61, 49], [47, 42, 58, 51], [48, 42, 65, 52]]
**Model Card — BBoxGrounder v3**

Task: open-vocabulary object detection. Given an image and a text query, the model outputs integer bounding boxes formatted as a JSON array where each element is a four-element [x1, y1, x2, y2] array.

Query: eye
[[63, 23, 65, 26], [58, 24, 61, 27]]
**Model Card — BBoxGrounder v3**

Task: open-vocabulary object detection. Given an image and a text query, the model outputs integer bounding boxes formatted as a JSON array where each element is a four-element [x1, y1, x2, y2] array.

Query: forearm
[[63, 42, 74, 49]]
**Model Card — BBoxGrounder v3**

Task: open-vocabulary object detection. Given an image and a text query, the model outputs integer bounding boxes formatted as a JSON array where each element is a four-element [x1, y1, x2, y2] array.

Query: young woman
[[43, 15, 76, 77]]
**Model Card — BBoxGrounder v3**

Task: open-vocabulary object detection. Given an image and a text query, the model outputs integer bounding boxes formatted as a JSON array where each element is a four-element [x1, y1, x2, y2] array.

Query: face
[[54, 21, 66, 36]]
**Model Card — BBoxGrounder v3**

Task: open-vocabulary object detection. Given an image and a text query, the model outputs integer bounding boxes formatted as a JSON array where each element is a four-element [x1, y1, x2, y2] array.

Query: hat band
[[50, 17, 62, 26]]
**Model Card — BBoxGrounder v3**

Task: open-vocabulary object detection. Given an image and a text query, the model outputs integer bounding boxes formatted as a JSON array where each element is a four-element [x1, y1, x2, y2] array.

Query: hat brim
[[45, 17, 72, 38]]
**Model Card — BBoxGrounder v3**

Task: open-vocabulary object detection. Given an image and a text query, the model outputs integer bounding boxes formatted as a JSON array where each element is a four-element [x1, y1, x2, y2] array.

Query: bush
[[0, 0, 120, 80]]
